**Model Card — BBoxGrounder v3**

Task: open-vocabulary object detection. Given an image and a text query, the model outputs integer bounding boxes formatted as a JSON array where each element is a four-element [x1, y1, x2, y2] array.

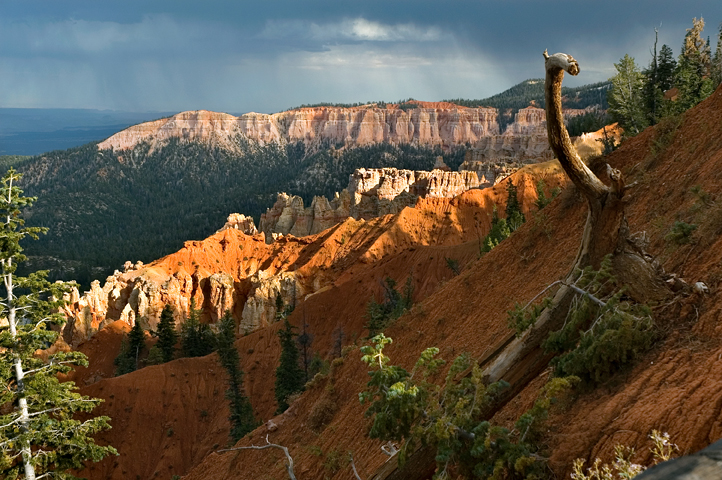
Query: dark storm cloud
[[1, 1, 720, 113]]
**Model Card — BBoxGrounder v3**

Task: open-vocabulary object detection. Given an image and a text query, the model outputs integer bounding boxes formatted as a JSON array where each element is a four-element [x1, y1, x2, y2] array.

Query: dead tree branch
[[219, 435, 297, 480]]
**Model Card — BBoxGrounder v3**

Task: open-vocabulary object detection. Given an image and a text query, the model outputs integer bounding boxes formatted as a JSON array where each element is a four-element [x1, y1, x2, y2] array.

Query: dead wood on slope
[[371, 51, 672, 480]]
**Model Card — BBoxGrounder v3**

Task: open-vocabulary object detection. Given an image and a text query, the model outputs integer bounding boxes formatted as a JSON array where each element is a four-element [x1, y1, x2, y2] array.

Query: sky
[[1, 1, 721, 114]]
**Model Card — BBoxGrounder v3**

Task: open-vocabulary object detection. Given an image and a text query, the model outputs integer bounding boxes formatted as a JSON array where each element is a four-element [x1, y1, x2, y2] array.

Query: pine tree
[[675, 18, 715, 112], [296, 320, 314, 383], [274, 319, 305, 413], [0, 169, 116, 479], [180, 298, 215, 358], [364, 277, 414, 337], [505, 180, 525, 232], [712, 23, 722, 87], [216, 311, 256, 442], [274, 294, 284, 322], [642, 27, 663, 125], [114, 320, 146, 375], [657, 45, 677, 92], [156, 304, 178, 363], [481, 206, 511, 253], [127, 321, 146, 366], [608, 54, 648, 135]]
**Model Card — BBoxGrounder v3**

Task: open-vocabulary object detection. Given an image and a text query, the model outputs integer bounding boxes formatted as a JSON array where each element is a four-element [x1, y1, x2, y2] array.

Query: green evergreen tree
[[0, 169, 116, 479], [296, 321, 314, 383], [216, 311, 256, 442], [156, 304, 178, 363], [364, 277, 414, 337], [274, 293, 284, 322], [504, 180, 525, 232], [180, 298, 215, 358], [114, 339, 134, 376], [674, 18, 715, 112], [128, 321, 146, 366], [114, 321, 146, 375], [657, 45, 677, 92], [145, 345, 164, 365], [642, 27, 663, 125], [274, 319, 305, 413], [711, 23, 722, 87], [608, 54, 648, 135], [481, 206, 511, 253]]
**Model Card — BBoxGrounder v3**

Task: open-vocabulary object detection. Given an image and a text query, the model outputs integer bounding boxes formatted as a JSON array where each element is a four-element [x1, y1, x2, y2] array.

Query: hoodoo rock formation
[[255, 192, 351, 240], [348, 167, 480, 219], [62, 162, 564, 349], [218, 213, 259, 236], [246, 167, 481, 241]]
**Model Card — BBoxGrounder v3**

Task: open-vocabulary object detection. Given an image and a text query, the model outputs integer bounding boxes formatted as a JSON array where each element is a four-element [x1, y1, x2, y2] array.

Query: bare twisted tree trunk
[[370, 51, 670, 480]]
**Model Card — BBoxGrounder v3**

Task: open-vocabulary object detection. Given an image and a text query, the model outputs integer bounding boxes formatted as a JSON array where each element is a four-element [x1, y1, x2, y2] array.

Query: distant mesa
[[97, 104, 593, 155]]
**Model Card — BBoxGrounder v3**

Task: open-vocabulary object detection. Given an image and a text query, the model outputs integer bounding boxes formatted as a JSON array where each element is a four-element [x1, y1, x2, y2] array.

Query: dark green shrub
[[534, 179, 561, 210], [445, 257, 461, 276], [360, 334, 578, 479], [364, 276, 413, 336], [665, 221, 697, 245], [541, 257, 656, 384]]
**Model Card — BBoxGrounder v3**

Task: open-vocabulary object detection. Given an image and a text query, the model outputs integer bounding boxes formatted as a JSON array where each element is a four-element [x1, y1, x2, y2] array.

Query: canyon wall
[[98, 103, 500, 152], [461, 106, 597, 186], [97, 103, 592, 155], [348, 167, 480, 219]]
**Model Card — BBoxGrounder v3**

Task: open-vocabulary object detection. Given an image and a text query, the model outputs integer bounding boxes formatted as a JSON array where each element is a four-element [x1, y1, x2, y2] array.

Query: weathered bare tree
[[219, 435, 297, 480], [219, 436, 366, 480], [372, 51, 671, 480]]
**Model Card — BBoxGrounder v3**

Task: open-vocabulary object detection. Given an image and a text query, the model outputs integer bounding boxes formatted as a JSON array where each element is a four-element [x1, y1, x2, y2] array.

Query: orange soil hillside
[[180, 85, 722, 479], [76, 84, 722, 480], [75, 164, 565, 480]]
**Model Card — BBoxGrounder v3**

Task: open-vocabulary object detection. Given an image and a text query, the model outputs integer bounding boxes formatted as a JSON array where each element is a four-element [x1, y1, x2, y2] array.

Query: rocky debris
[[218, 213, 258, 235]]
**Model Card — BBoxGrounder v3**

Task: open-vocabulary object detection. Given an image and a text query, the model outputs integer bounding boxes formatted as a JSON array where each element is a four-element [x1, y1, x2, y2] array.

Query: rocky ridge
[[249, 166, 481, 240], [61, 163, 561, 349], [460, 107, 612, 186], [97, 104, 591, 158], [98, 105, 500, 152]]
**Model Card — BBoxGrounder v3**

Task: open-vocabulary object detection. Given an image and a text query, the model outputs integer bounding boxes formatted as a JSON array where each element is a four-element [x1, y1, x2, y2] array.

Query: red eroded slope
[[78, 83, 722, 479], [178, 86, 722, 479], [76, 164, 565, 480]]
